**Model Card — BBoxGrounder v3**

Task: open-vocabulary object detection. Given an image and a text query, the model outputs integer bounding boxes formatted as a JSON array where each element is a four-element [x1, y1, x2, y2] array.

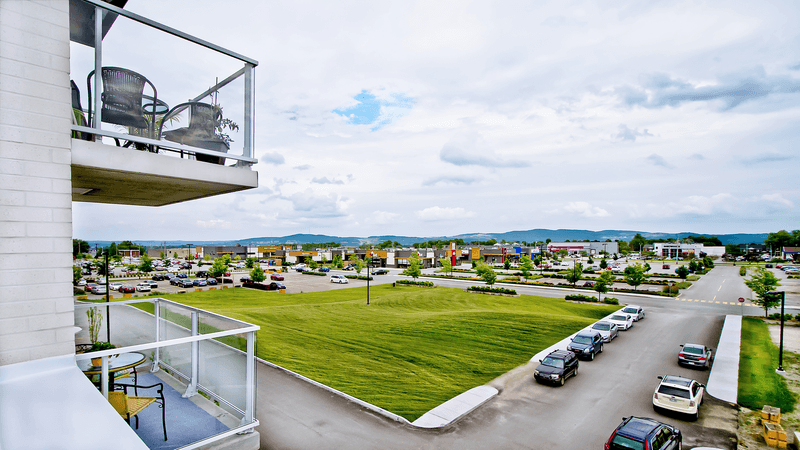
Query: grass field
[[152, 285, 618, 420], [739, 317, 796, 413]]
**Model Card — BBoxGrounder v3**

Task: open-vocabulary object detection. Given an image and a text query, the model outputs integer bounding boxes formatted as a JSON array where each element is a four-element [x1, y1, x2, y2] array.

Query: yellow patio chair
[[108, 382, 167, 441]]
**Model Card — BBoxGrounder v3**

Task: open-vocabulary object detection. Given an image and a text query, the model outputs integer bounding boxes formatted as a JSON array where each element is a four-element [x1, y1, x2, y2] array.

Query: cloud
[[294, 164, 312, 170], [616, 70, 800, 110], [370, 210, 400, 225], [646, 154, 673, 168], [333, 89, 416, 131], [415, 206, 476, 221], [312, 176, 345, 185], [759, 193, 793, 207], [439, 132, 529, 168], [669, 193, 736, 215], [689, 153, 705, 160], [261, 152, 286, 165], [563, 202, 610, 218], [286, 189, 348, 218], [742, 152, 792, 165], [422, 176, 481, 186], [615, 124, 653, 142], [196, 219, 231, 229]]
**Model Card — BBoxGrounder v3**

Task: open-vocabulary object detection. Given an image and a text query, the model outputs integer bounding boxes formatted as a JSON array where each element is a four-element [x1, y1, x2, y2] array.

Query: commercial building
[[547, 242, 619, 256], [1, 1, 260, 448]]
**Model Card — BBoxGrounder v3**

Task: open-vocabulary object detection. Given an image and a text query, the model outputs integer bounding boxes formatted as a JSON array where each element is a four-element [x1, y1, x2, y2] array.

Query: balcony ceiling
[[71, 139, 258, 206]]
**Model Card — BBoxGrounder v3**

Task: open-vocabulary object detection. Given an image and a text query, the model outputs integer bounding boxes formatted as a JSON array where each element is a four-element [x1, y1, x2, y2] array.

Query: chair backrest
[[108, 391, 129, 416], [87, 67, 156, 132], [187, 102, 220, 135]]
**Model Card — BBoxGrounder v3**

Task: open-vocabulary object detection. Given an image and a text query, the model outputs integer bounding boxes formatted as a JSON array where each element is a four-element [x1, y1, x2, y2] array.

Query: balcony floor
[[71, 139, 258, 206]]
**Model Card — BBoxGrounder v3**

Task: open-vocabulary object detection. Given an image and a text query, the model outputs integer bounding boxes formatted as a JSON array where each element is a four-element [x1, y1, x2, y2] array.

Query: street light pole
[[768, 291, 786, 372], [366, 256, 371, 306]]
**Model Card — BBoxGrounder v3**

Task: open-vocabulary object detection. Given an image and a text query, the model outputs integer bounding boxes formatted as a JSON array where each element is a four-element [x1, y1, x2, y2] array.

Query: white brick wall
[[0, 0, 74, 366]]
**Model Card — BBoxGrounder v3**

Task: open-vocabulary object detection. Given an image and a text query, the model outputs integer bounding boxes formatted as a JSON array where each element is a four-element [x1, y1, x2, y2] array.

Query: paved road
[[254, 266, 742, 450]]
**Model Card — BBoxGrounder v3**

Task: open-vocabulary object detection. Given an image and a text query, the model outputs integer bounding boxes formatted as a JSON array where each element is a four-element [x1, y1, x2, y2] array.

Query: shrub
[[301, 271, 326, 276], [739, 266, 747, 276], [603, 297, 620, 305], [345, 275, 373, 280], [662, 285, 680, 294], [565, 294, 598, 302], [467, 286, 517, 295], [395, 280, 434, 287]]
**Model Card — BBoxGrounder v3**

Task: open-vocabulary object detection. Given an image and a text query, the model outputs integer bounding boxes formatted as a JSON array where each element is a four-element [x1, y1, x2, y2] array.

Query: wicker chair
[[109, 382, 167, 441], [158, 102, 229, 164], [87, 67, 158, 142]]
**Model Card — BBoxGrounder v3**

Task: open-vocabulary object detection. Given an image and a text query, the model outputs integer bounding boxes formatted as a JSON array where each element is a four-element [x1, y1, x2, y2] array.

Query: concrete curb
[[706, 314, 741, 403], [412, 386, 498, 428]]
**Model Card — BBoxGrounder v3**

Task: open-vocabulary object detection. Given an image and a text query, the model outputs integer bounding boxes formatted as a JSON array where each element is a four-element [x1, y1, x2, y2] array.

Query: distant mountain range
[[85, 229, 769, 248]]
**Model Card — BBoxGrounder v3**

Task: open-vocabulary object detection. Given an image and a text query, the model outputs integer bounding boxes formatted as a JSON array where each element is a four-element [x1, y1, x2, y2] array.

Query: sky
[[71, 0, 800, 241]]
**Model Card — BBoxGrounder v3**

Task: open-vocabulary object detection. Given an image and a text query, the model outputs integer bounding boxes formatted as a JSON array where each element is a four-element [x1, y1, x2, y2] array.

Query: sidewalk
[[706, 315, 741, 403]]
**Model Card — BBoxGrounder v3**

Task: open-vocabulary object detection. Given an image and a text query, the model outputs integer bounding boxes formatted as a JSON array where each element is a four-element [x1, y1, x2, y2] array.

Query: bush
[[565, 294, 598, 302], [740, 266, 747, 276], [345, 275, 373, 280], [662, 285, 680, 294], [301, 271, 326, 276], [467, 286, 517, 295], [396, 280, 434, 287], [603, 298, 620, 305]]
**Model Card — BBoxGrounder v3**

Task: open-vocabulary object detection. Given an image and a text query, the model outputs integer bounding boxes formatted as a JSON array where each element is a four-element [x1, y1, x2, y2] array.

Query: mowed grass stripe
[[159, 285, 617, 420]]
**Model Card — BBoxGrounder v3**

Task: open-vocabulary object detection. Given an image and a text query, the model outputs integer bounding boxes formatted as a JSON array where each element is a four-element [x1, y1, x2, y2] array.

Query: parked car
[[765, 264, 774, 268], [678, 343, 714, 369], [176, 272, 188, 278], [205, 278, 218, 285], [330, 275, 349, 284], [317, 267, 331, 273], [195, 271, 208, 278], [268, 282, 286, 290], [118, 285, 136, 293], [178, 279, 195, 288], [605, 416, 681, 450], [295, 267, 309, 272], [84, 283, 98, 292], [662, 264, 670, 269], [371, 269, 389, 275], [785, 268, 800, 274], [169, 276, 181, 286], [533, 350, 579, 386], [146, 280, 159, 288], [152, 274, 166, 281], [583, 280, 596, 287], [566, 330, 604, 360], [77, 279, 87, 286], [192, 279, 207, 287], [607, 313, 634, 331], [271, 274, 284, 281], [620, 305, 645, 321], [90, 285, 107, 295], [240, 275, 251, 283], [167, 266, 179, 273], [591, 321, 619, 342], [134, 283, 150, 292], [108, 282, 123, 291], [653, 375, 705, 420]]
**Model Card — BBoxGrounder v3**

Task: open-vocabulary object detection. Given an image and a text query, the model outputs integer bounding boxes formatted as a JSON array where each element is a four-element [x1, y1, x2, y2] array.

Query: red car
[[119, 285, 136, 293], [270, 274, 284, 281]]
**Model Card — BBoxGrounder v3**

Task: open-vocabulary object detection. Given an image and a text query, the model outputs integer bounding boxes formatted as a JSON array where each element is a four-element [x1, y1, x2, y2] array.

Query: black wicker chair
[[158, 101, 229, 164], [111, 382, 167, 441], [87, 67, 158, 147]]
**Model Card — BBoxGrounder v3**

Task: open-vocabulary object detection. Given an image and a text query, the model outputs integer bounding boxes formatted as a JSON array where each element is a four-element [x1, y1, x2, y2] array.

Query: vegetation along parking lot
[[153, 284, 618, 420]]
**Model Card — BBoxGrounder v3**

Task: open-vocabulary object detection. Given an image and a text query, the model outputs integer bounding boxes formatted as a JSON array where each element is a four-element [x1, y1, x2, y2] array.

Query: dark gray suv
[[534, 350, 579, 386], [567, 330, 604, 360]]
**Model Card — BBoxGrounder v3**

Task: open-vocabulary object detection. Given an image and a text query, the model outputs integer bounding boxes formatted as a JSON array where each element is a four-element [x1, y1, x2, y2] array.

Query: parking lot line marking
[[718, 286, 722, 291], [713, 295, 716, 301], [700, 300, 707, 303], [715, 301, 720, 304]]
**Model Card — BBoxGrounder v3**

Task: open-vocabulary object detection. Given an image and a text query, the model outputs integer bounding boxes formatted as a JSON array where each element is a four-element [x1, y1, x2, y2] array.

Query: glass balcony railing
[[69, 0, 257, 168], [74, 298, 259, 449]]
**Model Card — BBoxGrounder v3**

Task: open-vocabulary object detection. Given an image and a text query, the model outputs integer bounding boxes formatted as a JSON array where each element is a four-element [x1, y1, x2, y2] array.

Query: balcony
[[72, 298, 260, 449], [69, 0, 258, 206]]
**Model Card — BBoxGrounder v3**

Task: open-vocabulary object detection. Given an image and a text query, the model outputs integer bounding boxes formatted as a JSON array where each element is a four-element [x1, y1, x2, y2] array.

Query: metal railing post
[[240, 330, 256, 428], [100, 355, 109, 399], [183, 311, 199, 398], [151, 299, 161, 372], [241, 63, 255, 167], [93, 5, 103, 129]]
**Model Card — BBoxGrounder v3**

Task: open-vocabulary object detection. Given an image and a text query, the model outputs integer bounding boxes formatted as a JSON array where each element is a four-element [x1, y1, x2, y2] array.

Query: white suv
[[330, 275, 348, 284], [652, 375, 704, 420]]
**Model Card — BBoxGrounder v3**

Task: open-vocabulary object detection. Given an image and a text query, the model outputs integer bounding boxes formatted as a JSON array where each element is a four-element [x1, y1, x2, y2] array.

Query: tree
[[594, 277, 610, 301], [565, 263, 583, 287], [745, 267, 782, 317], [688, 260, 698, 273], [245, 257, 257, 269], [355, 257, 366, 275], [208, 258, 228, 278], [403, 252, 422, 280], [519, 255, 534, 281], [439, 257, 453, 277], [250, 266, 266, 283], [629, 234, 646, 254], [332, 254, 343, 268], [220, 254, 232, 266], [139, 254, 153, 273], [309, 259, 319, 269], [643, 263, 651, 273], [108, 242, 118, 257], [675, 265, 689, 279], [703, 256, 714, 268], [600, 258, 608, 270], [173, 252, 178, 259], [624, 263, 648, 290], [557, 249, 568, 258], [475, 262, 497, 285], [73, 266, 82, 286], [766, 230, 797, 252], [161, 252, 166, 259], [503, 258, 511, 270], [73, 239, 90, 257]]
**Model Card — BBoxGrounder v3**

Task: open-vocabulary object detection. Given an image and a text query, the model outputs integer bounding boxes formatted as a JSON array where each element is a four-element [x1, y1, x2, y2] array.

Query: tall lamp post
[[768, 291, 786, 372], [366, 256, 371, 306]]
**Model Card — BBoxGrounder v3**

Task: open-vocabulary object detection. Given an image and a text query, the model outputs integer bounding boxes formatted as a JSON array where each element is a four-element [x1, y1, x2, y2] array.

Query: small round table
[[79, 352, 147, 394]]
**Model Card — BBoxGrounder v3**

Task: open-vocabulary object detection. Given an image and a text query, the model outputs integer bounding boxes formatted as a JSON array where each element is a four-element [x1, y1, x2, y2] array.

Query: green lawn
[[739, 317, 796, 412], [154, 285, 617, 420]]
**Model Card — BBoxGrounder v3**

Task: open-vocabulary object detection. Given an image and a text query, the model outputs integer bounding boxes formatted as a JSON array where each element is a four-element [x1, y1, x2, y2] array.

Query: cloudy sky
[[71, 0, 800, 241]]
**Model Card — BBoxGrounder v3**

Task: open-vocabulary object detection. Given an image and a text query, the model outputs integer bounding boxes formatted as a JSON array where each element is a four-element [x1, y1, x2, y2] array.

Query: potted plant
[[89, 342, 116, 366], [86, 307, 116, 366]]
